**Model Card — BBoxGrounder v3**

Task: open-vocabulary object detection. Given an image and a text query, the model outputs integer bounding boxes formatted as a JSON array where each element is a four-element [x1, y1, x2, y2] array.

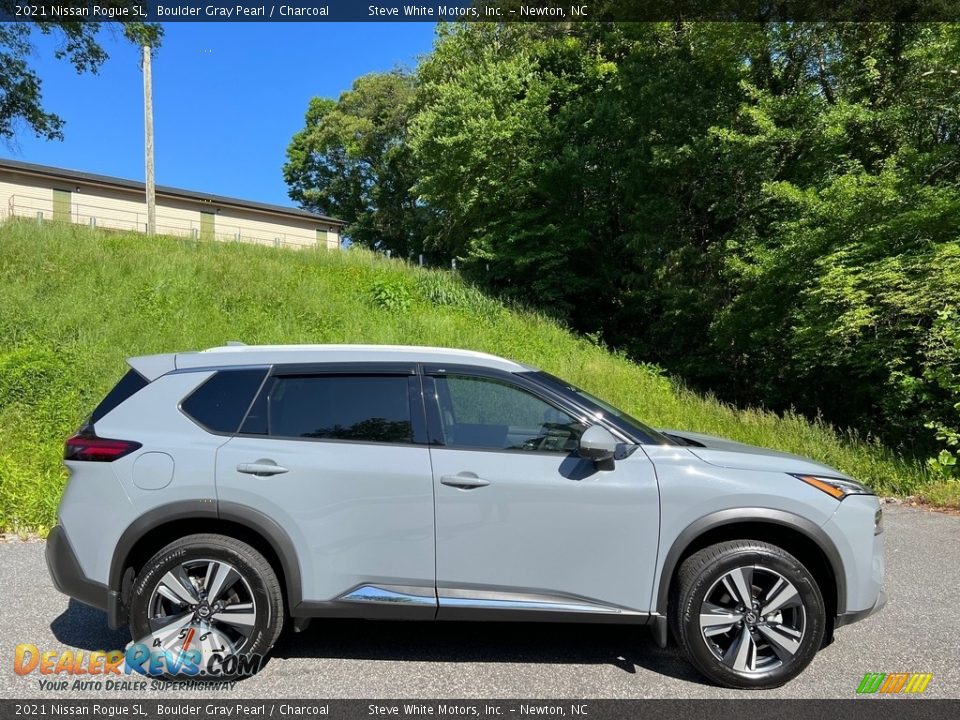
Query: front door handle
[[237, 461, 289, 476], [441, 472, 490, 489]]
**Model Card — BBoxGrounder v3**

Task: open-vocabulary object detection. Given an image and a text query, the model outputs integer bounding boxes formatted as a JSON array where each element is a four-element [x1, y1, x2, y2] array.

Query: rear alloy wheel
[[672, 540, 825, 689], [129, 534, 284, 678]]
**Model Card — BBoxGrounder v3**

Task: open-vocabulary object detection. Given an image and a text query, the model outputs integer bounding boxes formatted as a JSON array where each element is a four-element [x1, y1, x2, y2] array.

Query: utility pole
[[142, 43, 156, 236]]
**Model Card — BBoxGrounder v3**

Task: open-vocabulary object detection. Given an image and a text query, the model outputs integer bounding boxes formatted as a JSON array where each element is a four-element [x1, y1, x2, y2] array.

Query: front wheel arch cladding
[[656, 508, 846, 617]]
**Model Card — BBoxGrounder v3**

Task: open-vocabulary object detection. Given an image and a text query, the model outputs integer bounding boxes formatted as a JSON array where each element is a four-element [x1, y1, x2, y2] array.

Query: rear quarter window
[[89, 369, 149, 424], [180, 368, 268, 434]]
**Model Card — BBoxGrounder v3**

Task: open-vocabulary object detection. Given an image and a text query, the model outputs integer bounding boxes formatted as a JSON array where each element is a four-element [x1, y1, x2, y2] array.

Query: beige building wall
[[72, 185, 174, 234], [0, 168, 342, 250], [213, 207, 322, 248], [1, 177, 54, 219]]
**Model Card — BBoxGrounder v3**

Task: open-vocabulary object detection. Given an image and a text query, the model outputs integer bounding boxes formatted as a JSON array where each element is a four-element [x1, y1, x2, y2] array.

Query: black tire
[[128, 533, 284, 679], [671, 540, 825, 689]]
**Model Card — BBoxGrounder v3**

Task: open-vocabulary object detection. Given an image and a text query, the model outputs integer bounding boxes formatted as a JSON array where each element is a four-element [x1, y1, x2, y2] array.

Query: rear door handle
[[440, 473, 490, 489], [237, 461, 289, 476]]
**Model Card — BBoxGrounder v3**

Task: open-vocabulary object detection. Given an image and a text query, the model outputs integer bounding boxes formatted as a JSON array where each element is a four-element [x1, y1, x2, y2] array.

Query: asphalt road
[[1, 505, 958, 700]]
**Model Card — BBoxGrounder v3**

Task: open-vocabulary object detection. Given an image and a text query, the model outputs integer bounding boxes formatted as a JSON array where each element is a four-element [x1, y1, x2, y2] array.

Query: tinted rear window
[[90, 369, 149, 424], [241, 374, 412, 443], [181, 368, 268, 434]]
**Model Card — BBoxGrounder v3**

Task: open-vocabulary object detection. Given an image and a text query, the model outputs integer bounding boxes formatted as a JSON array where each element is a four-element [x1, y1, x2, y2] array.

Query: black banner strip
[[3, 1, 960, 23], [1, 700, 959, 720]]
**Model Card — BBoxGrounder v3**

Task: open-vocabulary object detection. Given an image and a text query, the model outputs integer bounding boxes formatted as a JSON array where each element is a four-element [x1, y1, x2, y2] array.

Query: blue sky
[[5, 23, 437, 206]]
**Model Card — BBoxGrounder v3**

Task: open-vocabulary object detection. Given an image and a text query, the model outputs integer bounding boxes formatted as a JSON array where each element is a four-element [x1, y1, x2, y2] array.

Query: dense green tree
[[411, 23, 622, 323], [284, 71, 426, 256], [708, 23, 960, 453]]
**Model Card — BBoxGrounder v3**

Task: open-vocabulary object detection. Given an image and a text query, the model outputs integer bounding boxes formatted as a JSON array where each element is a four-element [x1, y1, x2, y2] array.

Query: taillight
[[65, 432, 141, 462]]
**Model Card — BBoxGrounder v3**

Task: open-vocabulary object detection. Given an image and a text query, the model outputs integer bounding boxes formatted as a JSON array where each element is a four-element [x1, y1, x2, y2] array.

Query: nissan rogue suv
[[46, 344, 885, 688]]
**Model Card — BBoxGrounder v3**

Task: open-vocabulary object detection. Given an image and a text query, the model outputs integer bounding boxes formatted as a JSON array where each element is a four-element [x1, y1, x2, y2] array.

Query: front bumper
[[46, 525, 124, 628], [835, 589, 887, 629]]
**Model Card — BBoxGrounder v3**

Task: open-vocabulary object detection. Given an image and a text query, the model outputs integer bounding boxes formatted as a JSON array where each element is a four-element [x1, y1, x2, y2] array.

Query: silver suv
[[47, 344, 885, 688]]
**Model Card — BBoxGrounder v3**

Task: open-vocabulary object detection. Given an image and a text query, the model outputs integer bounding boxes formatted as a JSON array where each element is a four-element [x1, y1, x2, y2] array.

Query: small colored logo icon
[[857, 672, 933, 695]]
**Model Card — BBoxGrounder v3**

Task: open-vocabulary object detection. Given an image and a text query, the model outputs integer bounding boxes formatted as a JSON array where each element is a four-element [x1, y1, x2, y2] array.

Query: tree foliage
[[0, 12, 161, 140], [285, 22, 960, 469], [284, 71, 426, 255]]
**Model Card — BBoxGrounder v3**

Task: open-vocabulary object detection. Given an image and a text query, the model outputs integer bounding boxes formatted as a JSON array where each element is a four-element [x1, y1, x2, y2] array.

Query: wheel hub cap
[[145, 558, 258, 664], [698, 564, 807, 675]]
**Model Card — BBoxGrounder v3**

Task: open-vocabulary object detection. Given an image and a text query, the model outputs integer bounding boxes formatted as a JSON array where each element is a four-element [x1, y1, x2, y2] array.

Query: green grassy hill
[[0, 220, 952, 533]]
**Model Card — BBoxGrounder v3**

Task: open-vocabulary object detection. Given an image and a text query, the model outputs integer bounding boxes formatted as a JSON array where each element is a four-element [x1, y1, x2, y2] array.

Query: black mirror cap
[[578, 445, 615, 463]]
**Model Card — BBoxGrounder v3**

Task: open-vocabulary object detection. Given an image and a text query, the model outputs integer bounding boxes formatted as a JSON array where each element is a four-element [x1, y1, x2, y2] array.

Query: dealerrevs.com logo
[[857, 673, 934, 695], [14, 640, 266, 688]]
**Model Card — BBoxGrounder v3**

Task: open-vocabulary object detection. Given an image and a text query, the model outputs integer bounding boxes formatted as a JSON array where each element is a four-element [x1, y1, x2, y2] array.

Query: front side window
[[529, 371, 673, 445], [434, 374, 585, 453], [243, 374, 413, 444]]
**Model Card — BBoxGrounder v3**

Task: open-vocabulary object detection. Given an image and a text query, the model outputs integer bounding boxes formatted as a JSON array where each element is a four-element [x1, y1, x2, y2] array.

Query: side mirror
[[578, 425, 618, 464]]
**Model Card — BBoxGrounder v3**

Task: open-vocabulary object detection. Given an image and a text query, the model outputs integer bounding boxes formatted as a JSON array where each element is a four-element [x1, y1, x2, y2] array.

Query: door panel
[[213, 370, 436, 614], [431, 448, 659, 616], [426, 371, 661, 618], [216, 437, 436, 609], [53, 189, 71, 223], [200, 211, 215, 241]]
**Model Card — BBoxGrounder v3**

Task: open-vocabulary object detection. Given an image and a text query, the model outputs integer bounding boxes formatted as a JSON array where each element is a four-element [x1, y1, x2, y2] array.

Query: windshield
[[528, 372, 674, 446]]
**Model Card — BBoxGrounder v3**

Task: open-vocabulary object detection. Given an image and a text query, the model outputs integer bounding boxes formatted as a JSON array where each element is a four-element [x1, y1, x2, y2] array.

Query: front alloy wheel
[[699, 566, 806, 674], [673, 540, 825, 689]]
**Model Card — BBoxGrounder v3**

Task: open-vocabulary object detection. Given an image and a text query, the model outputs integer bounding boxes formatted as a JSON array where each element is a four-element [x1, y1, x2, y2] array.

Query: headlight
[[790, 473, 874, 500]]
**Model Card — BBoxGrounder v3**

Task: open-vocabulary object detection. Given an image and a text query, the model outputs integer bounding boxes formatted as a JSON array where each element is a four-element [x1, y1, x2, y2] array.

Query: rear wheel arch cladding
[[110, 500, 303, 615]]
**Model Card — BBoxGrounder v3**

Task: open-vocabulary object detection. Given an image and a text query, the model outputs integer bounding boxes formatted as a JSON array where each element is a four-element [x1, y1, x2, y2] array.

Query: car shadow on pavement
[[271, 619, 710, 685], [48, 603, 709, 686], [50, 599, 130, 651]]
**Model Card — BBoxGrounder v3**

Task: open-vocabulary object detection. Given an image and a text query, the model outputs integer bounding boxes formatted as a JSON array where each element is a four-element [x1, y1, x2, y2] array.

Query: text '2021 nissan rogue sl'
[[46, 344, 885, 688]]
